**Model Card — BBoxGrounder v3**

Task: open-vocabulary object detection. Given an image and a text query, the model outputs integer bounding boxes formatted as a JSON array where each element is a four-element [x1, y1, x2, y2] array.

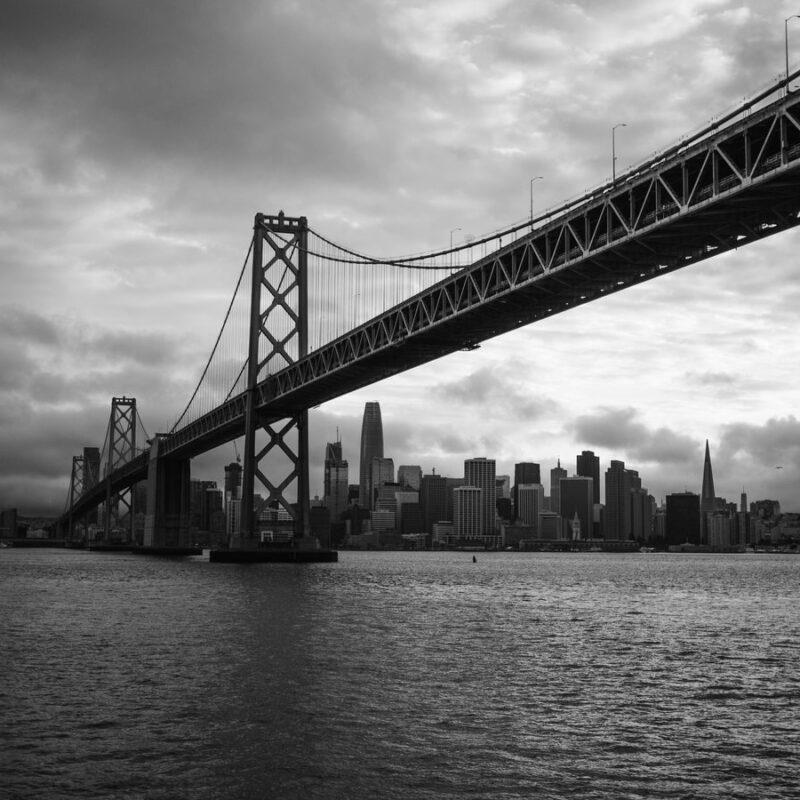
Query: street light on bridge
[[530, 176, 543, 222], [786, 14, 800, 95], [450, 226, 461, 271], [612, 123, 627, 182]]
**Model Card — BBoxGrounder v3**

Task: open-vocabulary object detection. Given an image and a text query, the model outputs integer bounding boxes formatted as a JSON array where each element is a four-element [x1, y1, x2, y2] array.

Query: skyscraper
[[420, 473, 448, 533], [324, 441, 349, 522], [666, 492, 700, 546], [700, 440, 716, 541], [464, 457, 496, 538], [605, 459, 632, 540], [358, 402, 383, 507], [513, 462, 540, 519], [550, 460, 567, 519], [576, 450, 600, 505], [517, 483, 545, 533]]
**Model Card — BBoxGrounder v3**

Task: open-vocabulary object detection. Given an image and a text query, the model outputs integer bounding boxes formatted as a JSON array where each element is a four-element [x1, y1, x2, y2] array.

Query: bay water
[[1, 549, 797, 799]]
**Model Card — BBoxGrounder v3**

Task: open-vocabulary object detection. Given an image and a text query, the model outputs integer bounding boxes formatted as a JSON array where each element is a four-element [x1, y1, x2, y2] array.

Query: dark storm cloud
[[572, 407, 699, 465]]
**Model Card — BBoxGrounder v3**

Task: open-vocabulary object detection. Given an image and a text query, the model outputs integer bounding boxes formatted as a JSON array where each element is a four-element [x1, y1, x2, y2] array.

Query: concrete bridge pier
[[142, 434, 194, 553]]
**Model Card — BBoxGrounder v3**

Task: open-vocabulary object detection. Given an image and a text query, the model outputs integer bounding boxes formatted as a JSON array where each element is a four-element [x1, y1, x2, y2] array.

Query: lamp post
[[450, 226, 461, 270], [612, 123, 626, 182], [786, 15, 800, 95], [530, 176, 543, 222]]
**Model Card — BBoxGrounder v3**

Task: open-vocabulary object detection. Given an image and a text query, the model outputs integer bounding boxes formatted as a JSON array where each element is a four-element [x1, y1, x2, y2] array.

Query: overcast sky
[[2, 0, 800, 516]]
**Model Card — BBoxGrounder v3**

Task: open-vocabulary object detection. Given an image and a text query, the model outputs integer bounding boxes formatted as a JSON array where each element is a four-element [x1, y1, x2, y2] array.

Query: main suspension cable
[[171, 235, 254, 432]]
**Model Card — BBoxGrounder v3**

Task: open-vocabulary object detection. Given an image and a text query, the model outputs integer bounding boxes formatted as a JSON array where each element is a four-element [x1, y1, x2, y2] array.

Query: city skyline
[[2, 2, 800, 516]]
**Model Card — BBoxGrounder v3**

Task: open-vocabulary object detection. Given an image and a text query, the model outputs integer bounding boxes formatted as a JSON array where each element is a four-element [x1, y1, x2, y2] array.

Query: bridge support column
[[143, 434, 191, 549], [236, 212, 312, 551]]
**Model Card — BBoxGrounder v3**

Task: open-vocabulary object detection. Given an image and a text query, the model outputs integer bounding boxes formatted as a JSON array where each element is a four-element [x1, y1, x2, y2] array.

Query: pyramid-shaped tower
[[701, 439, 716, 516]]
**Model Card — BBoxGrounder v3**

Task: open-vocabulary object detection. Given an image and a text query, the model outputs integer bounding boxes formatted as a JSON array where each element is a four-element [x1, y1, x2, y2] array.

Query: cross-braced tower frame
[[104, 396, 137, 541], [237, 213, 309, 546], [68, 454, 85, 541]]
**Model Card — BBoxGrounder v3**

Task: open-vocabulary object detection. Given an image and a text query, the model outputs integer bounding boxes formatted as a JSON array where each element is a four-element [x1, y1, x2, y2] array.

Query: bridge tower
[[104, 396, 137, 542], [68, 454, 85, 542], [236, 212, 310, 548]]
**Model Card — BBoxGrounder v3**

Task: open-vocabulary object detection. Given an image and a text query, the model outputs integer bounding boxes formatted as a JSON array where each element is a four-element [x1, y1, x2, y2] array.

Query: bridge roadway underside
[[162, 157, 800, 466]]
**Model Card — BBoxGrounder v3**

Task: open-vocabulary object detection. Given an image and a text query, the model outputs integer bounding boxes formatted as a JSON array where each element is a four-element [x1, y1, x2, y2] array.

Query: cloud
[[571, 407, 699, 466], [718, 417, 800, 469], [437, 365, 559, 419]]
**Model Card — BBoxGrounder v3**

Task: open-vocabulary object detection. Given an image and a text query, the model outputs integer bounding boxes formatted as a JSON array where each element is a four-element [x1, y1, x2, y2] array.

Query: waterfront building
[[453, 486, 482, 541], [323, 441, 349, 522], [358, 402, 383, 507], [559, 476, 593, 541], [464, 457, 496, 537], [539, 511, 561, 539], [576, 450, 600, 505], [665, 492, 701, 546], [432, 521, 455, 547]]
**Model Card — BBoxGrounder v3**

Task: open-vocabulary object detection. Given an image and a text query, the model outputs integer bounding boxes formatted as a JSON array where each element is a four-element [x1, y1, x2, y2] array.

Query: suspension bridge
[[58, 71, 800, 558]]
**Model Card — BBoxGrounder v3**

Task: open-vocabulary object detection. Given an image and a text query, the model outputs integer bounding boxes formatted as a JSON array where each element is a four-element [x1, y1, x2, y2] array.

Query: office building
[[514, 462, 540, 518], [445, 477, 465, 522], [576, 450, 600, 505], [397, 465, 422, 491], [665, 492, 701, 546], [464, 457, 496, 537], [83, 446, 101, 523], [369, 457, 394, 510], [224, 462, 242, 538], [358, 402, 383, 507], [517, 483, 545, 534], [324, 441, 349, 522], [559, 476, 593, 540], [605, 460, 632, 539], [550, 460, 567, 520], [453, 486, 482, 541], [420, 473, 448, 533]]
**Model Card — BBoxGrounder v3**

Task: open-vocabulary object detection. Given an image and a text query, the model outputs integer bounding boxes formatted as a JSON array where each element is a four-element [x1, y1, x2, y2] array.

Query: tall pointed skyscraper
[[358, 402, 383, 507], [700, 440, 716, 542]]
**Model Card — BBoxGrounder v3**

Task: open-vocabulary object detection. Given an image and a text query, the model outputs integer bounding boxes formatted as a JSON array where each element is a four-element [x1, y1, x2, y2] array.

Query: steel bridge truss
[[238, 214, 310, 545], [247, 90, 800, 411], [104, 396, 137, 541]]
